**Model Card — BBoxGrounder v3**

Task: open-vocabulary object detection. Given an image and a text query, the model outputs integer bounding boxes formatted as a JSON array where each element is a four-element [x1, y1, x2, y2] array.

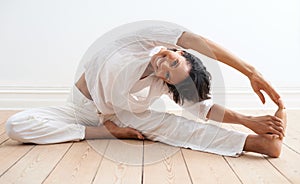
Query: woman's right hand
[[243, 115, 285, 139]]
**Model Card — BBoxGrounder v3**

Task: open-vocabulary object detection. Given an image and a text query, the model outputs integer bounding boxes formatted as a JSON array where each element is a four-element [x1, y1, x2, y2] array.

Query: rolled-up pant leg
[[5, 86, 99, 144]]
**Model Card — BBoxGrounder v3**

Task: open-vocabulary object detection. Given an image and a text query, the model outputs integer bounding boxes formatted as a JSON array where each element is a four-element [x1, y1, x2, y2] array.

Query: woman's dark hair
[[166, 48, 211, 105]]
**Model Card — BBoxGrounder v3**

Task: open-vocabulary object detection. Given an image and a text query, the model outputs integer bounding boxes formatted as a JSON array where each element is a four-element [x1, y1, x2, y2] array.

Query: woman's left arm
[[177, 31, 282, 107], [206, 104, 285, 139]]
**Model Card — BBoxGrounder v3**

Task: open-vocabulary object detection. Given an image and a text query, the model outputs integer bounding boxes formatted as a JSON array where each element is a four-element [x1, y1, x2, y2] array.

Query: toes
[[132, 130, 144, 140], [137, 133, 144, 140], [126, 128, 144, 140]]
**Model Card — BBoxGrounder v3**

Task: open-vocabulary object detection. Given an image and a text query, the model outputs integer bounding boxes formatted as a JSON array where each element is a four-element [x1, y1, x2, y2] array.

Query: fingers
[[255, 78, 281, 106], [277, 98, 286, 109], [271, 116, 284, 125], [270, 126, 284, 139], [268, 88, 281, 106], [255, 90, 265, 104], [268, 116, 285, 139]]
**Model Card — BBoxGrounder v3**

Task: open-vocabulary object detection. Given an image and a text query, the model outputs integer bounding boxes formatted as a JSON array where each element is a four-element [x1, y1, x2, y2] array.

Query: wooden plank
[[265, 145, 300, 183], [143, 141, 191, 184], [225, 111, 291, 184], [0, 110, 19, 124], [182, 148, 241, 184], [0, 140, 34, 176], [282, 110, 300, 153], [0, 133, 9, 145], [0, 111, 20, 143], [241, 108, 300, 183], [236, 109, 300, 153], [226, 152, 290, 184], [0, 122, 5, 135], [93, 139, 143, 184], [0, 110, 19, 134], [0, 142, 72, 184], [43, 140, 106, 184]]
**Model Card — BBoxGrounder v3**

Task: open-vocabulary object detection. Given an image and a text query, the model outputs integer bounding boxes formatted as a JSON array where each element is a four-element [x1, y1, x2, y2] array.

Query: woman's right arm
[[177, 32, 282, 107]]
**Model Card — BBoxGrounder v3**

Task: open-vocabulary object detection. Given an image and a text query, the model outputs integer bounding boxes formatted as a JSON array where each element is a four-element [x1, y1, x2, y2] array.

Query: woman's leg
[[5, 107, 86, 144], [243, 107, 287, 157], [85, 120, 144, 140], [109, 110, 249, 157]]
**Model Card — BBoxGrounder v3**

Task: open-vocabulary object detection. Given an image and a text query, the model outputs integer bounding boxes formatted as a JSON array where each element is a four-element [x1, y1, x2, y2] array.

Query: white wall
[[0, 0, 299, 109]]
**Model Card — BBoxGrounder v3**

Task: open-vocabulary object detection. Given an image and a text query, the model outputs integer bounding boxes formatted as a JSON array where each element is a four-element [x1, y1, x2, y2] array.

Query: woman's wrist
[[240, 115, 255, 128], [245, 65, 257, 79], [247, 67, 262, 81]]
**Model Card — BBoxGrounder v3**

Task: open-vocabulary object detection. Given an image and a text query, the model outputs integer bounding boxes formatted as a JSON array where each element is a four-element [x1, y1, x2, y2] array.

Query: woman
[[6, 21, 286, 157]]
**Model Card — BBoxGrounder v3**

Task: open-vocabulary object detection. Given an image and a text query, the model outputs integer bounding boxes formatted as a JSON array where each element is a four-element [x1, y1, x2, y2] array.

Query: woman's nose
[[160, 60, 170, 69]]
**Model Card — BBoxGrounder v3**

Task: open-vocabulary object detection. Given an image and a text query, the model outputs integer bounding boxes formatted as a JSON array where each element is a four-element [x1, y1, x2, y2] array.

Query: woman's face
[[150, 48, 191, 85]]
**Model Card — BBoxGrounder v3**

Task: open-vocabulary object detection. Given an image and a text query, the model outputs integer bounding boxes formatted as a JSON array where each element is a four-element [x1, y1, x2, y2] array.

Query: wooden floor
[[0, 110, 299, 184]]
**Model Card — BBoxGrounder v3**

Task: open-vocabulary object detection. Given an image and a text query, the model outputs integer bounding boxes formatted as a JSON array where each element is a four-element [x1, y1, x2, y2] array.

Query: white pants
[[6, 85, 99, 144], [6, 85, 248, 156]]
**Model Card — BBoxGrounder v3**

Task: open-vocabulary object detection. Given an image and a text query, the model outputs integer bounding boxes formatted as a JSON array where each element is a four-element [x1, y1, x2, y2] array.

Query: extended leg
[[85, 120, 144, 140], [110, 110, 249, 157]]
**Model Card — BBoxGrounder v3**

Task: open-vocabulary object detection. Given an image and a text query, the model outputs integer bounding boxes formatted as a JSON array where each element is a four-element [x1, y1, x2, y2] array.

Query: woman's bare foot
[[244, 99, 287, 157], [274, 99, 287, 137], [104, 121, 144, 140]]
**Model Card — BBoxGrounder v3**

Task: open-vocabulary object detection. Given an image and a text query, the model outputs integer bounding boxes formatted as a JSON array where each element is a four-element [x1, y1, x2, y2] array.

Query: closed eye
[[165, 72, 170, 81], [170, 60, 179, 68]]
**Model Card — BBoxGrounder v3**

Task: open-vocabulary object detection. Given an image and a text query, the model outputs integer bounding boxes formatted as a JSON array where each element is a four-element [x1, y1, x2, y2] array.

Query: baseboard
[[213, 87, 300, 110], [0, 86, 70, 110], [0, 86, 299, 110]]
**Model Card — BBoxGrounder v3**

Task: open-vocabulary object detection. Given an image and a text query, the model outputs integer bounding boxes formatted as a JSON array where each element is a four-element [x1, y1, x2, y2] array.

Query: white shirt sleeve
[[182, 99, 214, 121]]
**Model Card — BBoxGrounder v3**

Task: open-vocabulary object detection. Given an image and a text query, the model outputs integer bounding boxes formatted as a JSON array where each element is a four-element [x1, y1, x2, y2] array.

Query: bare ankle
[[244, 134, 282, 158], [264, 134, 282, 158]]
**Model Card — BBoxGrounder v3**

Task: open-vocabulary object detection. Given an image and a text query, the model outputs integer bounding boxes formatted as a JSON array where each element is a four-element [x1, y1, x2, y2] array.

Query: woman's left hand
[[249, 71, 282, 108]]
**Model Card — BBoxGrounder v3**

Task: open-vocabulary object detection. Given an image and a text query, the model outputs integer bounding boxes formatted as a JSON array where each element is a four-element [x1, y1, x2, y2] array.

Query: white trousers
[[6, 85, 248, 157], [6, 85, 99, 144]]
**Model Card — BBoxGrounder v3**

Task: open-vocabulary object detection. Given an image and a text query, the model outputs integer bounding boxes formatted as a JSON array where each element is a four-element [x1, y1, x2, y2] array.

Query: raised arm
[[177, 32, 282, 107]]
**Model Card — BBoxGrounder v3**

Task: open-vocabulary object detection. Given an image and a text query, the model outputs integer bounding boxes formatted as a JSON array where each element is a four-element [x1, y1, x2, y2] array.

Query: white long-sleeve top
[[84, 23, 213, 121]]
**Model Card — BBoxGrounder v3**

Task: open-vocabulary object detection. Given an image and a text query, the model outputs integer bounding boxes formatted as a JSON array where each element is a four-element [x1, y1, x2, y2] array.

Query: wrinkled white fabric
[[108, 110, 248, 157], [6, 85, 98, 144]]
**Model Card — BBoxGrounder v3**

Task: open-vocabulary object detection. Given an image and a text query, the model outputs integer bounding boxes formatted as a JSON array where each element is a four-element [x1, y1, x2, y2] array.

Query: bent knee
[[5, 114, 32, 142], [6, 116, 21, 141]]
